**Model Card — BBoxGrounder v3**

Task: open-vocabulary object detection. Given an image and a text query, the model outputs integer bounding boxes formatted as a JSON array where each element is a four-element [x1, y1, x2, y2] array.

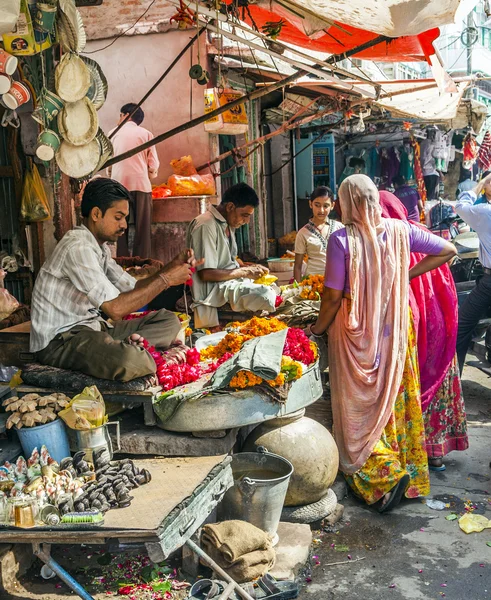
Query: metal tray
[[158, 360, 322, 433]]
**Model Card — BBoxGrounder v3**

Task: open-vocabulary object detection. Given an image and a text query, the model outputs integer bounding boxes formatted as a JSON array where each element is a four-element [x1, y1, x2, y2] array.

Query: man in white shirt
[[31, 178, 199, 381], [109, 103, 159, 258], [455, 172, 491, 372]]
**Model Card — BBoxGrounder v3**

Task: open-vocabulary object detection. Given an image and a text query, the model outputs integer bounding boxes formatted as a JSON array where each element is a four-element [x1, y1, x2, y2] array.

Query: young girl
[[293, 187, 343, 283]]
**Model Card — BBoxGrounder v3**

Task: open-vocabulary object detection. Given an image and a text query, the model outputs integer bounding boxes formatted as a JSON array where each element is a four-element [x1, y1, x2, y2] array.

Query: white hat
[[55, 52, 91, 103], [58, 97, 99, 146]]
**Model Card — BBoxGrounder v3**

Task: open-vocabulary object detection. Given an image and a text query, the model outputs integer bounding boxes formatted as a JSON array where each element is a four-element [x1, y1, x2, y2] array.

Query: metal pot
[[74, 422, 120, 464]]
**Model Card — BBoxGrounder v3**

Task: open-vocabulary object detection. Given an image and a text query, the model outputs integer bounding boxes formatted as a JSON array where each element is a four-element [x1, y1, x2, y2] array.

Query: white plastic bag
[[0, 269, 19, 321]]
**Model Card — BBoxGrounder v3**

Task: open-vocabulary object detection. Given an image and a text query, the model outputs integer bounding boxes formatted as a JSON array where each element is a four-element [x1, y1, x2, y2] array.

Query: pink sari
[[379, 191, 458, 411], [329, 176, 411, 474]]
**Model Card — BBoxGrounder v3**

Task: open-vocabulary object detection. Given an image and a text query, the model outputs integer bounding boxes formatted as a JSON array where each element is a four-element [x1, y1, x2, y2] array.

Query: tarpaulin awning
[[250, 0, 474, 38], [236, 4, 439, 62]]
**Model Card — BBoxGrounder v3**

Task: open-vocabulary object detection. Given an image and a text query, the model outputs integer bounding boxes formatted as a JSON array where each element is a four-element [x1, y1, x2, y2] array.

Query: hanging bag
[[20, 160, 51, 222]]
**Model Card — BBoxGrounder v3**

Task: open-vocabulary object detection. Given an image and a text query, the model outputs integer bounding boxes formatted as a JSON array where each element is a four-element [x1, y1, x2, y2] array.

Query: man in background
[[109, 103, 159, 258], [420, 127, 439, 200], [393, 175, 423, 221]]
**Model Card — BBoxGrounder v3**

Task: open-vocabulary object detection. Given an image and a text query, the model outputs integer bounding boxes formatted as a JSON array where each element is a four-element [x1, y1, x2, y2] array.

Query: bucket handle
[[256, 446, 269, 454], [238, 477, 256, 498], [106, 421, 121, 451]]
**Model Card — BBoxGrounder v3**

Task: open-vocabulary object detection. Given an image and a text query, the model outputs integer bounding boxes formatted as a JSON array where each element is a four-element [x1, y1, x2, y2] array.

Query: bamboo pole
[[103, 34, 390, 169]]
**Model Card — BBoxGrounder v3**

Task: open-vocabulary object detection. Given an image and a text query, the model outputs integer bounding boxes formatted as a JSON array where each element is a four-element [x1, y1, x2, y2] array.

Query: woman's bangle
[[309, 324, 324, 337]]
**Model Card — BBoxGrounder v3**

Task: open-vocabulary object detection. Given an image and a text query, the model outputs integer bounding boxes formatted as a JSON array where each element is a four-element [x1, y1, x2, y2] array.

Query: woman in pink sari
[[310, 175, 456, 512], [379, 191, 468, 470]]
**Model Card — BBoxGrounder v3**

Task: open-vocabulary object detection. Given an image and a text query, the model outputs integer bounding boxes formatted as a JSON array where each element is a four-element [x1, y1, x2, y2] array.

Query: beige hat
[[58, 97, 99, 146], [55, 53, 91, 103], [56, 139, 101, 179]]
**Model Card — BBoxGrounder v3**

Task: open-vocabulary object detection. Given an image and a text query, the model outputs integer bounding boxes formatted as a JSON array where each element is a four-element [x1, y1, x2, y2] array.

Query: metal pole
[[185, 539, 255, 600], [33, 543, 95, 600], [103, 34, 390, 169], [467, 11, 473, 78]]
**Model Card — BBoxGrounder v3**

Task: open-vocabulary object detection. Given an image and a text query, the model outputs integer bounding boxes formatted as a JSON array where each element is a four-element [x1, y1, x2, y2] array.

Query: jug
[[75, 422, 120, 464]]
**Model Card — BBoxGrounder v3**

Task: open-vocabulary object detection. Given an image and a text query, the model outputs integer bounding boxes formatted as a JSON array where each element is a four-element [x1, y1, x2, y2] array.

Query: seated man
[[187, 182, 276, 328], [30, 178, 198, 382]]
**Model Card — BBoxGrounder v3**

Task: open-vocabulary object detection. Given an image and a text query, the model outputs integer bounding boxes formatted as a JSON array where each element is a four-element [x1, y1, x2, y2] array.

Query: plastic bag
[[20, 162, 51, 222], [152, 184, 172, 199], [58, 385, 107, 430], [458, 513, 491, 534], [168, 173, 216, 196], [0, 269, 19, 320], [170, 155, 197, 176]]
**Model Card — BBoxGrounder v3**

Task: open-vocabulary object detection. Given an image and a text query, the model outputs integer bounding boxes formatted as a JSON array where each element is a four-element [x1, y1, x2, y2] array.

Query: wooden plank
[[0, 456, 229, 544], [0, 321, 31, 334], [0, 165, 14, 178]]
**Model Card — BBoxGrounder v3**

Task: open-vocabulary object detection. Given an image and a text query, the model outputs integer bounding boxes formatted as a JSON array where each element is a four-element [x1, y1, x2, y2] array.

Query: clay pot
[[243, 409, 339, 506]]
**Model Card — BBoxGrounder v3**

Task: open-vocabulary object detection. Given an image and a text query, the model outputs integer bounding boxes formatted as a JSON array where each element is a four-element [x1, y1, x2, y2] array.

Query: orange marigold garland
[[299, 274, 325, 300]]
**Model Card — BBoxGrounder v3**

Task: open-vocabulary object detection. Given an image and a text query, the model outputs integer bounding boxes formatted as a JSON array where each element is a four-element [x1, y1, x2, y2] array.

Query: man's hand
[[170, 249, 204, 270], [161, 262, 193, 287], [240, 264, 269, 280]]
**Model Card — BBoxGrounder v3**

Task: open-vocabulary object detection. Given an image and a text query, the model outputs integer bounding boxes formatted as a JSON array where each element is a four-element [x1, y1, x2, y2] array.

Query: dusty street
[[300, 364, 491, 600]]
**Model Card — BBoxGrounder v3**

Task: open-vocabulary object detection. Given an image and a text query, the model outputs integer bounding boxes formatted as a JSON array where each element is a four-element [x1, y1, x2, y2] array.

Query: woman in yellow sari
[[310, 175, 456, 512]]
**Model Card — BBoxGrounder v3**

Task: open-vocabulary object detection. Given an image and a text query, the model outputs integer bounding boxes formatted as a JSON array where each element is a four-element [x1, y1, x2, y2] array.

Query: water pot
[[75, 421, 120, 464]]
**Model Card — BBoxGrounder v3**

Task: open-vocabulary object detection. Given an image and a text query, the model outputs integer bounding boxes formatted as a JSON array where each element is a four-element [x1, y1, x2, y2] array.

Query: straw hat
[[81, 56, 108, 111], [58, 97, 99, 146], [56, 139, 101, 179], [55, 53, 91, 103]]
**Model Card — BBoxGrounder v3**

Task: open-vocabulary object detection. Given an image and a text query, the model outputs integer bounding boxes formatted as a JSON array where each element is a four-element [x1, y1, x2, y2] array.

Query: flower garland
[[299, 274, 325, 300]]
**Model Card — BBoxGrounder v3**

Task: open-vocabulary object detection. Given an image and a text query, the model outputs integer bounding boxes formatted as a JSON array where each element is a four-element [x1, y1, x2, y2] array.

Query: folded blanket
[[202, 520, 272, 563]]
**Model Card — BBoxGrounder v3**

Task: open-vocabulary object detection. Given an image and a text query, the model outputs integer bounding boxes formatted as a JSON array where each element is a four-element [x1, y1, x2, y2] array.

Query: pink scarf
[[329, 175, 411, 474], [379, 191, 458, 411]]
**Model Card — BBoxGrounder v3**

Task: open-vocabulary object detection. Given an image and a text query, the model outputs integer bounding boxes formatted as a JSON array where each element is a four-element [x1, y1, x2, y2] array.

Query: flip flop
[[428, 458, 446, 472], [189, 579, 228, 600], [256, 574, 299, 599], [378, 474, 410, 514]]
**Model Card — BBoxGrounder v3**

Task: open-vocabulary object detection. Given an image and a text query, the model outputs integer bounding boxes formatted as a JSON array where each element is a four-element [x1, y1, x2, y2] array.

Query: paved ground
[[299, 364, 491, 600]]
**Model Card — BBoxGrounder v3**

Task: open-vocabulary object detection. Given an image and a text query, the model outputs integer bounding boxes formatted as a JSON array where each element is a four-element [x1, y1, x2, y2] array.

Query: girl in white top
[[293, 186, 343, 282]]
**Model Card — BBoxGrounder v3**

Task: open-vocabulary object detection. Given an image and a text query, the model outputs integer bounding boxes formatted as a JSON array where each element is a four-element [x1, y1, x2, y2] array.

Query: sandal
[[428, 457, 446, 472], [378, 474, 410, 514], [257, 574, 299, 599], [189, 579, 228, 600]]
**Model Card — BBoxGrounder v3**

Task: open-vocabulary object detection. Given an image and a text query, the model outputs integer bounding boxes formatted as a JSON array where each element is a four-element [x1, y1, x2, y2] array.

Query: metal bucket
[[219, 447, 293, 545]]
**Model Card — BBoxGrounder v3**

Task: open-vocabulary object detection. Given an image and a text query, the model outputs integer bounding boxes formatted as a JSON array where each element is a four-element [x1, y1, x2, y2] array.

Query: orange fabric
[[328, 175, 410, 474], [232, 4, 439, 62]]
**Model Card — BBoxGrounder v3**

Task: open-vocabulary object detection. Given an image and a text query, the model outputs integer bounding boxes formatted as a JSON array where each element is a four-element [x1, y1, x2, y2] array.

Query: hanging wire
[[83, 0, 157, 54]]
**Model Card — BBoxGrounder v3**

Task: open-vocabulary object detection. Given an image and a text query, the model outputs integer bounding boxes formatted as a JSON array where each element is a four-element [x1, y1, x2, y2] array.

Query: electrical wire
[[82, 0, 157, 54], [446, 47, 467, 73]]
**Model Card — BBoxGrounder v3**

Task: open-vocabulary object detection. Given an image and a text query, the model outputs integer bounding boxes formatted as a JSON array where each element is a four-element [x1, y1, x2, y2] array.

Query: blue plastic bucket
[[16, 418, 71, 463]]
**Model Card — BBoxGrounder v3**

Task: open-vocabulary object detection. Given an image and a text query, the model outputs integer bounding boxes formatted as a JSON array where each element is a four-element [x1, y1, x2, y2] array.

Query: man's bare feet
[[127, 333, 146, 347]]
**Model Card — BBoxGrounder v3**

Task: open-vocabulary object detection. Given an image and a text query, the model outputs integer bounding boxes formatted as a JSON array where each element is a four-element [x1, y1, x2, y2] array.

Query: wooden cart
[[0, 456, 233, 600]]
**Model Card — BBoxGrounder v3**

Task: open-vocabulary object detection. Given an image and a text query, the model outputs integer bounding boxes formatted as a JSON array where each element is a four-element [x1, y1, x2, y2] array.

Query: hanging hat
[[81, 56, 108, 111], [56, 139, 101, 179], [57, 0, 86, 53], [58, 97, 99, 146], [55, 53, 91, 103]]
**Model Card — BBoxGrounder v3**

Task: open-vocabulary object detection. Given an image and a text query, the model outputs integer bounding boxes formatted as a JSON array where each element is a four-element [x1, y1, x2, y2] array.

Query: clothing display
[[294, 219, 344, 277], [394, 184, 420, 221]]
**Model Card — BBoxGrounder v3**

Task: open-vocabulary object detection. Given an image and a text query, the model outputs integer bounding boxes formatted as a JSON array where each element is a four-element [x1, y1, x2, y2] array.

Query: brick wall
[[79, 0, 177, 41]]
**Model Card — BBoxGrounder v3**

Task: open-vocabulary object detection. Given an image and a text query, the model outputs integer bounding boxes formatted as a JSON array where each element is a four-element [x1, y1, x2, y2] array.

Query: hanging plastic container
[[16, 418, 71, 463], [219, 447, 293, 545], [204, 88, 249, 135]]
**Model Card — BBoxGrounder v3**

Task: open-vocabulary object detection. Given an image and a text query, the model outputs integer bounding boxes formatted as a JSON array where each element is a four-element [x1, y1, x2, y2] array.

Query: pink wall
[[85, 30, 212, 185]]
